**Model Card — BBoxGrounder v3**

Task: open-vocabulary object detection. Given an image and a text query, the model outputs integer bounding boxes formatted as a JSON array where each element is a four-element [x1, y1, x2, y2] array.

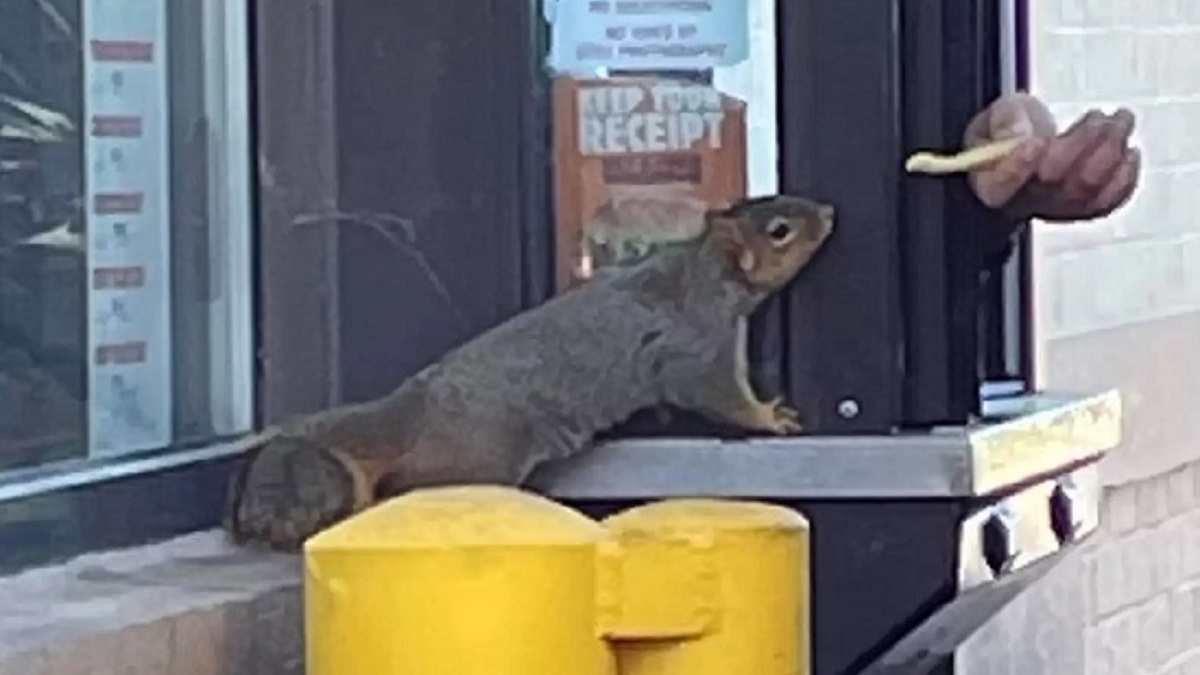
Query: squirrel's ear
[[707, 213, 758, 273]]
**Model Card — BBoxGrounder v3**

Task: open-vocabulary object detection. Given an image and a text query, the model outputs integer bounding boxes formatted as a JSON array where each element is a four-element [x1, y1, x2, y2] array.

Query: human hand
[[964, 93, 1141, 222]]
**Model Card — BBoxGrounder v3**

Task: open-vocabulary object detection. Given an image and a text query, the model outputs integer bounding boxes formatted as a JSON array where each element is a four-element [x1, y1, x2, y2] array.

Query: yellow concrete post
[[600, 499, 811, 675], [304, 485, 617, 675]]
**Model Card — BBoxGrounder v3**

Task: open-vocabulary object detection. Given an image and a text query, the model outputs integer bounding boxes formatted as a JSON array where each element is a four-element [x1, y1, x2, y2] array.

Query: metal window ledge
[[530, 389, 1121, 500]]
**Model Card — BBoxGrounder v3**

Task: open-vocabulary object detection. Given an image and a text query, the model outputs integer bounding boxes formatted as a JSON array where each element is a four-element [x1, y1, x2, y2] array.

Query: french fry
[[905, 137, 1026, 175]]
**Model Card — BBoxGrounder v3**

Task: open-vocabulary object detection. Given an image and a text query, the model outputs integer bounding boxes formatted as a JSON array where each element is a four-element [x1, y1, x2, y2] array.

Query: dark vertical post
[[899, 0, 958, 425], [937, 0, 1001, 416], [330, 0, 544, 401], [777, 0, 906, 433], [900, 0, 1006, 426], [254, 0, 340, 420], [255, 0, 549, 411], [923, 0, 1011, 419], [777, 0, 1017, 431]]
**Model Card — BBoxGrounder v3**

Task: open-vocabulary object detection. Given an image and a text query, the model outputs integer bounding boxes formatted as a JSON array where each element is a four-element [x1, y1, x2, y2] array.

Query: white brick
[[1082, 0, 1115, 26], [1167, 466, 1198, 517], [1170, 584, 1200, 664], [1105, 483, 1139, 534], [1056, 0, 1089, 28], [1141, 595, 1174, 671], [1032, 31, 1088, 101], [1091, 536, 1127, 617], [1126, 531, 1159, 603], [1155, 520, 1187, 591], [1094, 610, 1142, 673], [1084, 623, 1118, 675], [1183, 510, 1200, 580], [1139, 472, 1175, 526], [1133, 36, 1162, 98], [1108, 0, 1141, 28]]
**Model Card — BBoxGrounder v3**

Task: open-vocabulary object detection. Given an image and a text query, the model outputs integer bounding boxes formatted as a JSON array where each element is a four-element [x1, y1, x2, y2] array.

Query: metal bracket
[[853, 545, 1071, 675]]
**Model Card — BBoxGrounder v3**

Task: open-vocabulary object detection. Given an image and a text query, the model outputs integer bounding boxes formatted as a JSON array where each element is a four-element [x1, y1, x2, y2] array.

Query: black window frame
[[777, 0, 1031, 434]]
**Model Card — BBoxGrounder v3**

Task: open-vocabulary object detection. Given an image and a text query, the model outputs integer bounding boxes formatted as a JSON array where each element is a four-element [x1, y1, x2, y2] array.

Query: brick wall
[[962, 465, 1200, 674], [1029, 0, 1200, 482], [960, 1, 1200, 672], [1083, 466, 1200, 675]]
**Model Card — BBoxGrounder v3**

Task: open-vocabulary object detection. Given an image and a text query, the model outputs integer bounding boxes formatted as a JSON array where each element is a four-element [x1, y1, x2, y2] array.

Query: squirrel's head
[[704, 194, 835, 291]]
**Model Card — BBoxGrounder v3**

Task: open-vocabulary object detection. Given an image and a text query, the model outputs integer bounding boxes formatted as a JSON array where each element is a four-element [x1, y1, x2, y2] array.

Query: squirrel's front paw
[[755, 397, 803, 434]]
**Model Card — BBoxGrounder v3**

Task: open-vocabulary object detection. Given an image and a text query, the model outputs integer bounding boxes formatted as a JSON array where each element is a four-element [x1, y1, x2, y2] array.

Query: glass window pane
[[544, 0, 778, 290], [0, 0, 253, 470]]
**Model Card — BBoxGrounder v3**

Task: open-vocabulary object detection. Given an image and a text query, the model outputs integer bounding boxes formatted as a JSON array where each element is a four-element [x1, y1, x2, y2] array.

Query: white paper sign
[[548, 0, 749, 74], [83, 0, 174, 456]]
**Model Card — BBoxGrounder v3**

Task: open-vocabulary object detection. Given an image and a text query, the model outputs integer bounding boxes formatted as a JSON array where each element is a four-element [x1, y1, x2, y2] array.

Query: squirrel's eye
[[765, 218, 792, 241]]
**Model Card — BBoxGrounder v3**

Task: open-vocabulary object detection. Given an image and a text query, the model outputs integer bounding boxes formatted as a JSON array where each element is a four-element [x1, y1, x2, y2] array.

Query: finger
[[965, 95, 1035, 147], [1076, 115, 1134, 194], [987, 100, 1036, 140], [1110, 107, 1136, 140], [1039, 110, 1108, 183], [987, 93, 1057, 139], [963, 103, 994, 148], [1091, 148, 1141, 217], [970, 137, 1046, 208]]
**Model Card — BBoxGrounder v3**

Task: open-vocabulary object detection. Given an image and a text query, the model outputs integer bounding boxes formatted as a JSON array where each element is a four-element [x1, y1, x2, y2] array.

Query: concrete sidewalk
[[0, 531, 302, 675]]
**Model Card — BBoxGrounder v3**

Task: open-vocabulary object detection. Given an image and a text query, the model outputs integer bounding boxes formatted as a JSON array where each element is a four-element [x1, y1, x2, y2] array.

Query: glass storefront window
[[543, 0, 778, 290], [0, 0, 253, 471]]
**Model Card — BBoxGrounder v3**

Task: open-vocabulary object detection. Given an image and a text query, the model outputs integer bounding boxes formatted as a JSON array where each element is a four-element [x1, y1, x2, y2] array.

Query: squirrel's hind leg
[[224, 437, 373, 552], [372, 432, 541, 501]]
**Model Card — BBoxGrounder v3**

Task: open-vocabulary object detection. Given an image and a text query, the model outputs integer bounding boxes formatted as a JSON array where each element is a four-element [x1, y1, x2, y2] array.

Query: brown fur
[[224, 194, 835, 552]]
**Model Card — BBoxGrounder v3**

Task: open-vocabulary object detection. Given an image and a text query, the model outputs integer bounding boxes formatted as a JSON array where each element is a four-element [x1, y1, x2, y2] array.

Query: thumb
[[967, 93, 1057, 147], [964, 98, 1033, 149], [987, 101, 1036, 141], [968, 137, 1046, 209]]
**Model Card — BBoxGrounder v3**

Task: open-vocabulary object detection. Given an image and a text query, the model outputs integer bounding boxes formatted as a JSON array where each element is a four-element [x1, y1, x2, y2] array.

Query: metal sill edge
[[530, 389, 1122, 500]]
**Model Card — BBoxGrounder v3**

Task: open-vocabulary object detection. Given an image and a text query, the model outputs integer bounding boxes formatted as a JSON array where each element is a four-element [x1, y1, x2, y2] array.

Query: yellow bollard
[[601, 499, 811, 675], [304, 485, 617, 675]]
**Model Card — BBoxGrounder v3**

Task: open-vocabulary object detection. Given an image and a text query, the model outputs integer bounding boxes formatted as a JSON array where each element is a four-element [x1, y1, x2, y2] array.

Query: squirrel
[[223, 193, 836, 552]]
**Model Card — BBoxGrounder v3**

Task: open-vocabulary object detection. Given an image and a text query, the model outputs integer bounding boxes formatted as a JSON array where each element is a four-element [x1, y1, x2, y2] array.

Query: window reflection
[[546, 0, 778, 290], [0, 0, 252, 471]]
